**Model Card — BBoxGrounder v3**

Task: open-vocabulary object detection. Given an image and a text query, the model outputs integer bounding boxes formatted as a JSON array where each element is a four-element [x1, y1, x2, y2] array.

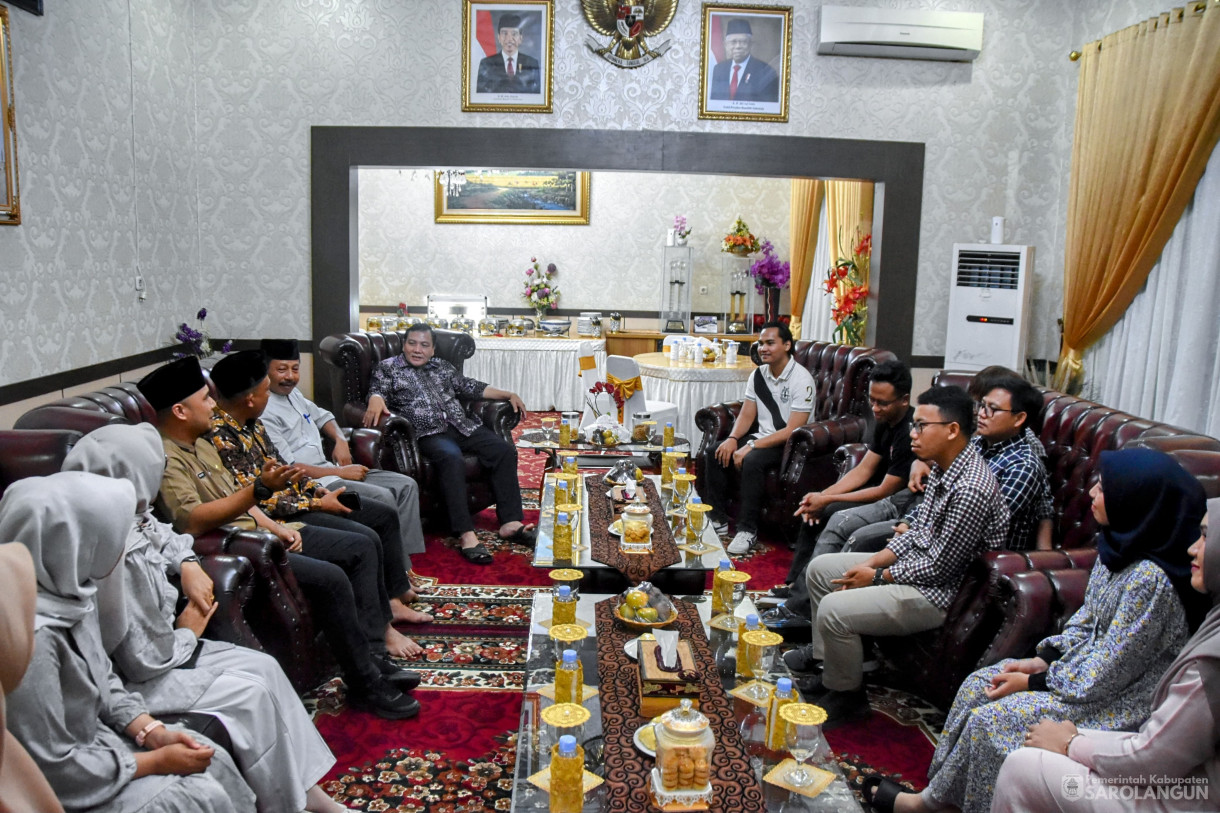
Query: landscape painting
[[434, 169, 590, 224]]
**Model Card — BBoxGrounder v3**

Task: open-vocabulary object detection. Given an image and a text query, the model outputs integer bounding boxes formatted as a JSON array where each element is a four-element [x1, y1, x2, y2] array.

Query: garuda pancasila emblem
[[581, 0, 677, 69]]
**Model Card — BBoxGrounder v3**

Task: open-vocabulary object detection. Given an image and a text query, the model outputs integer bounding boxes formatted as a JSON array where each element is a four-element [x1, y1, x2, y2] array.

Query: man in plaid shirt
[[789, 385, 1008, 727]]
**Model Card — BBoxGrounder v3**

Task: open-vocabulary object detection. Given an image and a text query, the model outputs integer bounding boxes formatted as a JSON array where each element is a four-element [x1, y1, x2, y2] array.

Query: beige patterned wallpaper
[[0, 0, 1177, 387], [358, 168, 792, 315]]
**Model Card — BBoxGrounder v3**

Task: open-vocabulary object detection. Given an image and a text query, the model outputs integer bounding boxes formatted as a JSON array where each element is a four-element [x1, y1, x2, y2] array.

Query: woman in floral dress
[[866, 448, 1206, 813]]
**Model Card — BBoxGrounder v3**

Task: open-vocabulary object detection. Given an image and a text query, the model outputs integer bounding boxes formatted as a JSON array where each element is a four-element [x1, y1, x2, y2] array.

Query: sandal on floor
[[768, 584, 792, 599], [860, 776, 904, 813], [501, 524, 537, 546], [459, 543, 494, 564]]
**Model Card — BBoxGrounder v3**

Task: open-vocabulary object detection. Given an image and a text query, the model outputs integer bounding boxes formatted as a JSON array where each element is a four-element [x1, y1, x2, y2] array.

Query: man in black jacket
[[476, 14, 541, 93]]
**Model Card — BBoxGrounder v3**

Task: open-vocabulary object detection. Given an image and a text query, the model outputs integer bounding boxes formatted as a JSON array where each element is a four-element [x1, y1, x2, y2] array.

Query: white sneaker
[[712, 518, 729, 536], [726, 531, 756, 555]]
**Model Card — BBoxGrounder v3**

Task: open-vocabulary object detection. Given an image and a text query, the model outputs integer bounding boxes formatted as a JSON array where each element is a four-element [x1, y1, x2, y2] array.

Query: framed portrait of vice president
[[462, 0, 554, 113], [699, 4, 791, 123]]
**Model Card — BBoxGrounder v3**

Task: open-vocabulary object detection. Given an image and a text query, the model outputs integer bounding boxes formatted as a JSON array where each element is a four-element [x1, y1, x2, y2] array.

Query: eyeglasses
[[869, 396, 902, 408], [974, 401, 1020, 418], [910, 420, 953, 435]]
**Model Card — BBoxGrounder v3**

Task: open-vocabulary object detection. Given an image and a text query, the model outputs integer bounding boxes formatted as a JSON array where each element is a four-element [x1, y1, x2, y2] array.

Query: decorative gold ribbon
[[605, 373, 642, 423], [578, 355, 597, 374]]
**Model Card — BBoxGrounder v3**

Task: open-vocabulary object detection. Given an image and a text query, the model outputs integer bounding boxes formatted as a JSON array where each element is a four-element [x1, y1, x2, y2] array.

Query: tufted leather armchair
[[692, 341, 896, 536], [317, 329, 523, 529], [831, 371, 1220, 708], [9, 385, 375, 691]]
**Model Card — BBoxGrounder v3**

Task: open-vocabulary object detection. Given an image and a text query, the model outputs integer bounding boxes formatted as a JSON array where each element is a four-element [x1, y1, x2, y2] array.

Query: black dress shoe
[[781, 644, 822, 674], [793, 673, 828, 702], [819, 688, 871, 730], [761, 604, 811, 631], [768, 584, 792, 599], [348, 679, 421, 720], [374, 654, 422, 691]]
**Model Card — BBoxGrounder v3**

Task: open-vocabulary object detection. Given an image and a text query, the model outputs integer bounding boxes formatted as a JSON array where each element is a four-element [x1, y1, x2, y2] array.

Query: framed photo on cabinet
[[698, 4, 791, 123], [462, 0, 554, 113]]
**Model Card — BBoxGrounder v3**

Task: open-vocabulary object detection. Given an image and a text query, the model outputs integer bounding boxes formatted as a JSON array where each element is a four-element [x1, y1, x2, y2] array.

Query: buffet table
[[634, 352, 757, 443], [465, 337, 606, 412]]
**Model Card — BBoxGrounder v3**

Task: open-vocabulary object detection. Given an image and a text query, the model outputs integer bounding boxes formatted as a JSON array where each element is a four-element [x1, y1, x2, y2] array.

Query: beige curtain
[[1054, 3, 1220, 391], [788, 178, 824, 340], [826, 181, 875, 282]]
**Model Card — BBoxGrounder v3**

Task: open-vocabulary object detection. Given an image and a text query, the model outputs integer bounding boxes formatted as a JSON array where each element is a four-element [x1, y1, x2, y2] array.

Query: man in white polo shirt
[[258, 339, 427, 581], [701, 322, 814, 555]]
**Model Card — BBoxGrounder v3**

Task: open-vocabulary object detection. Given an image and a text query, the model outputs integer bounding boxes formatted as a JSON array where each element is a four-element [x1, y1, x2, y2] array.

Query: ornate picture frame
[[0, 6, 21, 225], [462, 0, 554, 114], [434, 170, 591, 225], [698, 3, 792, 123]]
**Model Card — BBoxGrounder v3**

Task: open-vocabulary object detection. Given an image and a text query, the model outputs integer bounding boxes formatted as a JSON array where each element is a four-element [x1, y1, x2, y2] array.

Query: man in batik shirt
[[362, 324, 533, 565]]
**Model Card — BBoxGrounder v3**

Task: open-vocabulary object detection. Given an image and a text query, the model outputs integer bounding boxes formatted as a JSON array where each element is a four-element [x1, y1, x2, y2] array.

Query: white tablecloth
[[464, 337, 607, 412], [634, 352, 756, 443]]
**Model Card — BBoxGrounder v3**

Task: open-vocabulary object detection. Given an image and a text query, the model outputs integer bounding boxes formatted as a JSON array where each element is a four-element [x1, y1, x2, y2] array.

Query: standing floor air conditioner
[[943, 244, 1035, 372]]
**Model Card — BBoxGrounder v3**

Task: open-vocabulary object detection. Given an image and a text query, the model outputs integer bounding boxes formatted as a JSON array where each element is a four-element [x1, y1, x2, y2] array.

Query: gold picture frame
[[434, 170, 591, 225], [462, 0, 554, 114], [698, 3, 792, 123], [0, 6, 21, 225]]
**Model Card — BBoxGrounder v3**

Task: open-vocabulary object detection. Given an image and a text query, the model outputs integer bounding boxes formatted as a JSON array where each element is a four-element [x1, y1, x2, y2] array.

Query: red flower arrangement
[[824, 229, 871, 346], [586, 380, 625, 419]]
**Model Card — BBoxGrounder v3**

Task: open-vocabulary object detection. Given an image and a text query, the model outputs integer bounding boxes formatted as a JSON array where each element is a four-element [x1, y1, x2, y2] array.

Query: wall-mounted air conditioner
[[818, 6, 984, 62], [943, 244, 1034, 373]]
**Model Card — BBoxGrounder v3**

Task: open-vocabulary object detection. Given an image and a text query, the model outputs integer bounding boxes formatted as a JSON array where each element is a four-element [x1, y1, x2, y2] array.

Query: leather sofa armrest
[[191, 530, 228, 558], [198, 553, 264, 651], [340, 402, 369, 429], [347, 427, 384, 468], [789, 416, 870, 466], [13, 405, 128, 433], [976, 570, 1055, 666], [465, 398, 522, 441], [831, 442, 869, 478], [694, 401, 743, 460]]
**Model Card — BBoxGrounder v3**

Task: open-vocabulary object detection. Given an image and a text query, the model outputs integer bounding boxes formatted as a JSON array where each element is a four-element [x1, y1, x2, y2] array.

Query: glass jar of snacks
[[652, 699, 715, 801]]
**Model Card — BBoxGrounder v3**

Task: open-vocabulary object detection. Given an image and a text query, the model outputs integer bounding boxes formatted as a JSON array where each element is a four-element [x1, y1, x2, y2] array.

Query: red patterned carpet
[[307, 412, 940, 810]]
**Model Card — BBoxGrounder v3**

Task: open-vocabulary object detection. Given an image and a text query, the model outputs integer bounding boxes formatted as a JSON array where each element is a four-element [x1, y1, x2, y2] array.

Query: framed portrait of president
[[462, 0, 554, 113], [698, 4, 791, 123]]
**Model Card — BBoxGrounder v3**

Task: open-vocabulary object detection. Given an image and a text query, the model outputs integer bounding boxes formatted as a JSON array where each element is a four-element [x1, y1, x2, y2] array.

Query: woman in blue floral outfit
[[867, 448, 1206, 813]]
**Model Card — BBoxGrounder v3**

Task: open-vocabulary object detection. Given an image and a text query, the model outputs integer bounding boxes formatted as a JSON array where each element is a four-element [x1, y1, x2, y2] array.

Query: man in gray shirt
[[259, 339, 428, 584]]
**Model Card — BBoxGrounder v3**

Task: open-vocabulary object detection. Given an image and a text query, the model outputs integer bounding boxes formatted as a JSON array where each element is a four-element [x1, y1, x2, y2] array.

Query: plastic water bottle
[[549, 734, 585, 812], [554, 648, 584, 705], [552, 584, 577, 626]]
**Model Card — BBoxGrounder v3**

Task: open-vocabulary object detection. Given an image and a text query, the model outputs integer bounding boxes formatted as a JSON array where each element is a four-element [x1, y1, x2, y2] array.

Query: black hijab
[[1097, 448, 1207, 628]]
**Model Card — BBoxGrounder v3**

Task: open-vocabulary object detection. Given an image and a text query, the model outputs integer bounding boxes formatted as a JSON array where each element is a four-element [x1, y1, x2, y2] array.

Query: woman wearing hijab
[[0, 541, 64, 813], [0, 472, 255, 813], [990, 495, 1219, 811], [864, 448, 1205, 813], [61, 423, 348, 813]]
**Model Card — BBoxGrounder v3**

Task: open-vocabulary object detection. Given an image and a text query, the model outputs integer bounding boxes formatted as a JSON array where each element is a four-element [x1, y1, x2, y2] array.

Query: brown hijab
[[1152, 497, 1220, 717], [0, 542, 64, 813]]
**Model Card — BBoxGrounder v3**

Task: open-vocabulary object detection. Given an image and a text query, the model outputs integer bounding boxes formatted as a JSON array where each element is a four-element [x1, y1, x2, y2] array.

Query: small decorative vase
[[534, 307, 548, 324], [762, 287, 781, 324], [676, 234, 688, 246]]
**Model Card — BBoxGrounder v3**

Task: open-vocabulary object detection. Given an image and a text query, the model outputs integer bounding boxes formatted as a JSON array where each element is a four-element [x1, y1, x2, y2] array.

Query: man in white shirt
[[701, 323, 814, 555], [258, 339, 427, 580]]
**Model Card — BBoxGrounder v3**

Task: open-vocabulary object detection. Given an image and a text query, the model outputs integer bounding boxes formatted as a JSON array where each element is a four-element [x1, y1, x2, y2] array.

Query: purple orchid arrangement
[[173, 307, 232, 358], [748, 239, 791, 292], [673, 214, 691, 240], [523, 257, 560, 312]]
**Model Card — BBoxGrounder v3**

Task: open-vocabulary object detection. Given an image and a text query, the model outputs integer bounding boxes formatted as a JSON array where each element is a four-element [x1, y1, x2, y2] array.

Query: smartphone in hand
[[337, 492, 362, 511]]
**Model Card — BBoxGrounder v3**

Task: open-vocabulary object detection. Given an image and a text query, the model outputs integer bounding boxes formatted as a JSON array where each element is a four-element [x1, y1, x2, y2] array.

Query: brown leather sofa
[[317, 329, 522, 529], [10, 384, 396, 691], [830, 371, 1220, 708], [692, 341, 897, 536]]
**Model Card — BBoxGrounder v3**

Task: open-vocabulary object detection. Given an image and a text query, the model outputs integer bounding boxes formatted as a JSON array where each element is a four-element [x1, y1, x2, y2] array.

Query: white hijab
[[0, 473, 135, 688], [61, 423, 167, 557]]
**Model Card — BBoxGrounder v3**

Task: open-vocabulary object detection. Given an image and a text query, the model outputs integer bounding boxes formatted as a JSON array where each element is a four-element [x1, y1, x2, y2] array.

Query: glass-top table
[[510, 591, 863, 812], [532, 473, 727, 594], [517, 431, 693, 470]]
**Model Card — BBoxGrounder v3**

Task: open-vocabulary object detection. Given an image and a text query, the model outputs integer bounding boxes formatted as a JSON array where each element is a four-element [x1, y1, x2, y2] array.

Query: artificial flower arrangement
[[748, 238, 791, 292], [173, 308, 232, 359], [823, 229, 871, 346], [721, 216, 760, 255], [586, 380, 625, 420], [673, 214, 691, 241], [523, 257, 560, 314]]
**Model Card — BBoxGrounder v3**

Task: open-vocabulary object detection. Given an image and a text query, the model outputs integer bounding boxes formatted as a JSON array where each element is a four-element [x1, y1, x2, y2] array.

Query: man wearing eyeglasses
[[843, 371, 1052, 556], [786, 385, 1008, 726], [761, 359, 915, 628]]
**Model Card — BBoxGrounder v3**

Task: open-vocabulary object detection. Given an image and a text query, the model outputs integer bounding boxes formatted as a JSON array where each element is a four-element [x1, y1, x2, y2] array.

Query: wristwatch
[[180, 555, 200, 565], [747, 440, 756, 449], [872, 568, 887, 586], [252, 477, 273, 502]]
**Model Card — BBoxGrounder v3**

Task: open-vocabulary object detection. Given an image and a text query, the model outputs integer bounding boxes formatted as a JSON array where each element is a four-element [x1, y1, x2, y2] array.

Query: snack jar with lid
[[650, 699, 714, 809]]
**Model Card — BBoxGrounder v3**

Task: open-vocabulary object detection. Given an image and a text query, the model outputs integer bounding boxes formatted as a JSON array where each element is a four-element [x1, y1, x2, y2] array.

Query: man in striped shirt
[[786, 386, 1009, 727]]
